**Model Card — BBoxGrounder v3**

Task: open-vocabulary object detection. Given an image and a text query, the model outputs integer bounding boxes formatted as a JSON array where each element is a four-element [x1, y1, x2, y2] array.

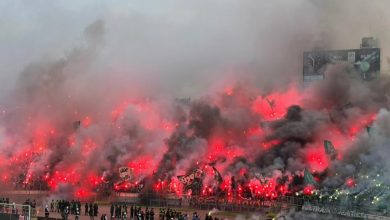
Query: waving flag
[[212, 166, 223, 184], [304, 169, 319, 187], [366, 126, 371, 135], [324, 140, 336, 155]]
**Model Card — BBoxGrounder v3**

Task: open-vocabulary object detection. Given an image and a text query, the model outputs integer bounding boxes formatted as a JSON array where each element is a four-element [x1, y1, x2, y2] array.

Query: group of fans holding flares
[[2, 61, 390, 212]]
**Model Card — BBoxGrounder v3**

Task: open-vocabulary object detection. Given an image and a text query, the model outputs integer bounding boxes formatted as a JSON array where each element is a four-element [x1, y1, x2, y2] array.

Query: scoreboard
[[303, 48, 380, 84]]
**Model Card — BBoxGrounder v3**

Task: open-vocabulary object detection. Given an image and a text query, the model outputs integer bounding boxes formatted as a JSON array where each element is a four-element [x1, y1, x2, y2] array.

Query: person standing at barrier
[[11, 202, 16, 214], [50, 200, 54, 212], [59, 201, 63, 213], [59, 200, 62, 213], [89, 204, 94, 220], [191, 212, 196, 220], [122, 205, 126, 219], [22, 199, 28, 216], [150, 208, 154, 220], [94, 203, 98, 217], [123, 210, 128, 220], [5, 198, 9, 213], [63, 205, 69, 220], [135, 208, 139, 220], [110, 203, 114, 218], [145, 207, 149, 220], [165, 209, 169, 220], [45, 205, 50, 218], [75, 206, 80, 220], [56, 200, 59, 213], [61, 208, 65, 220], [67, 205, 70, 219], [100, 213, 108, 220], [77, 201, 81, 215], [85, 202, 89, 216], [70, 200, 74, 215], [89, 203, 93, 217], [53, 200, 57, 213]]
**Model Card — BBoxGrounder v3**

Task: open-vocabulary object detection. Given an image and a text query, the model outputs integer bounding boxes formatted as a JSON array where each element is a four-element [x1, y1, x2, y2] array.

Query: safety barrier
[[0, 202, 31, 220], [111, 194, 390, 219], [1, 191, 389, 219]]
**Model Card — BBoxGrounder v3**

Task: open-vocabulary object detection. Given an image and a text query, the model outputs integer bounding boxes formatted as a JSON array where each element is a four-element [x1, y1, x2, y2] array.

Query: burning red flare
[[303, 186, 314, 195], [346, 178, 356, 188]]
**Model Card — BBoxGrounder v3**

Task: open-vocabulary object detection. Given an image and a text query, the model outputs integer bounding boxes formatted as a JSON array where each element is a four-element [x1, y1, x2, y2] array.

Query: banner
[[119, 167, 133, 181], [303, 48, 380, 84], [177, 169, 203, 186]]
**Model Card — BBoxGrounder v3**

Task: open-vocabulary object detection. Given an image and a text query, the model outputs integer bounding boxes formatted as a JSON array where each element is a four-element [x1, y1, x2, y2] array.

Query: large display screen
[[303, 48, 380, 83]]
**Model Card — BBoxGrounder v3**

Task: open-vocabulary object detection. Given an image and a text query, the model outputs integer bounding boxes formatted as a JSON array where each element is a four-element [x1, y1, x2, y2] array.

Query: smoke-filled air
[[2, 0, 390, 211]]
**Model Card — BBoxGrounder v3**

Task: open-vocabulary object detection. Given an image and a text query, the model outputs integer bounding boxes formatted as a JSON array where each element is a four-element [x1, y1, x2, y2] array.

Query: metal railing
[[111, 194, 390, 219], [0, 190, 389, 219]]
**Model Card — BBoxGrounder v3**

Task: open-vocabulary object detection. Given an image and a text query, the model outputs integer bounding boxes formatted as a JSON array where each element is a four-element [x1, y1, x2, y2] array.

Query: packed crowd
[[111, 204, 157, 220], [159, 208, 188, 220], [0, 197, 221, 220], [109, 205, 194, 220], [108, 205, 220, 220], [158, 208, 220, 220], [47, 199, 100, 219]]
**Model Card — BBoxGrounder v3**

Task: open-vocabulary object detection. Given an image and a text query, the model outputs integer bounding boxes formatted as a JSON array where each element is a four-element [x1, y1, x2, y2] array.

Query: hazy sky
[[1, 0, 390, 97]]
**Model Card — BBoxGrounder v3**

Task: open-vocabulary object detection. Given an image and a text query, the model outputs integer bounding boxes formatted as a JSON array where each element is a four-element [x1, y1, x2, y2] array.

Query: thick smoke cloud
[[2, 0, 390, 97], [1, 1, 390, 213]]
